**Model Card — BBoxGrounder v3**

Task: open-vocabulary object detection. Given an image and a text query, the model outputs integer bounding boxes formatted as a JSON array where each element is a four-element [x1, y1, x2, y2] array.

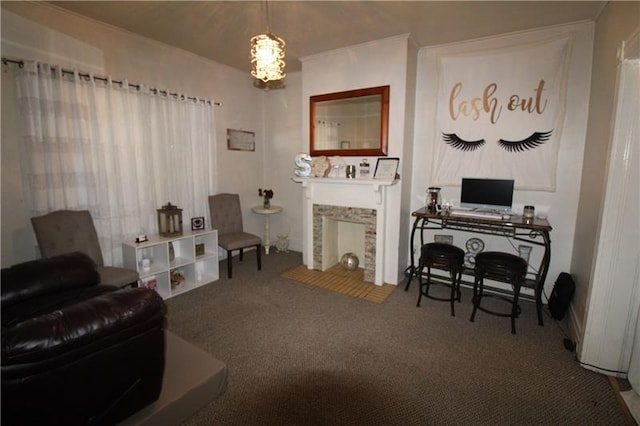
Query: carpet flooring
[[165, 250, 631, 425], [281, 264, 396, 303]]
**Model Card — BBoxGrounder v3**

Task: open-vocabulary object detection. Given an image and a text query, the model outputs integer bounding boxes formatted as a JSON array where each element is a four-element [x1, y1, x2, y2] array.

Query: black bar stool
[[416, 242, 465, 316], [470, 251, 528, 334]]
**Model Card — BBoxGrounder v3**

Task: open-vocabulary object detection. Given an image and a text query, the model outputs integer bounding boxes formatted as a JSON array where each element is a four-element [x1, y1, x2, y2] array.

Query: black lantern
[[157, 202, 183, 237]]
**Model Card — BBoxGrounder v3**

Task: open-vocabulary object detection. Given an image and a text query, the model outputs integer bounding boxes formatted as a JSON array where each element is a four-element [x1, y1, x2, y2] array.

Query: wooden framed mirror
[[310, 85, 389, 157]]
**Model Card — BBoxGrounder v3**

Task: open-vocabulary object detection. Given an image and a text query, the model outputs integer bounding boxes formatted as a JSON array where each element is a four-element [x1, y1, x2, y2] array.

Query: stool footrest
[[472, 294, 522, 318], [424, 293, 461, 303]]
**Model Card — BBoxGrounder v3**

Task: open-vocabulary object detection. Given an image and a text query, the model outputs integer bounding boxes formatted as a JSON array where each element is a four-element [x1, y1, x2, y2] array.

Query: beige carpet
[[165, 251, 629, 425], [281, 264, 396, 303]]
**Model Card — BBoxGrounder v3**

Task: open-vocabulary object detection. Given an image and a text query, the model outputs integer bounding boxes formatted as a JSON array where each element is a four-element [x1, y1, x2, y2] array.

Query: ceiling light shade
[[250, 32, 286, 83]]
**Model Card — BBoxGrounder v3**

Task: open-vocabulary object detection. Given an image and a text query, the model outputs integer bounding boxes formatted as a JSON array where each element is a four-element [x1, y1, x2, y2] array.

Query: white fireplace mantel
[[292, 176, 399, 285], [292, 176, 396, 187], [292, 176, 397, 206]]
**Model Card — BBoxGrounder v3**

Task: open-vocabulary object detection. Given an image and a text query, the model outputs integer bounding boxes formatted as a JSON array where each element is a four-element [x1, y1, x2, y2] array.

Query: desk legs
[[404, 216, 423, 291], [536, 231, 552, 326]]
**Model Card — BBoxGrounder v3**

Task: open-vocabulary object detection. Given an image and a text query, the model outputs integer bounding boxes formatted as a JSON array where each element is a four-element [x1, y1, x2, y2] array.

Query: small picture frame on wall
[[227, 128, 255, 151], [373, 157, 399, 180], [191, 217, 205, 231]]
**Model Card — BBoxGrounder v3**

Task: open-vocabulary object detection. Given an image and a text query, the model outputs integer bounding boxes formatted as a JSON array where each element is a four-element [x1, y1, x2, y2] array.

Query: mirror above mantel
[[310, 85, 389, 157]]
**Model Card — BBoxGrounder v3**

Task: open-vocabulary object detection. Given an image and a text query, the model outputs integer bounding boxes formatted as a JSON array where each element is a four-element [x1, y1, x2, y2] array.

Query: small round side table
[[251, 205, 283, 255]]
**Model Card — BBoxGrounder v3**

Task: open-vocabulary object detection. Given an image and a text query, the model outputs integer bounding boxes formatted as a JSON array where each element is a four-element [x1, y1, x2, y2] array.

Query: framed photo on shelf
[[434, 234, 453, 245], [140, 276, 158, 291], [191, 217, 205, 231], [373, 157, 399, 180]]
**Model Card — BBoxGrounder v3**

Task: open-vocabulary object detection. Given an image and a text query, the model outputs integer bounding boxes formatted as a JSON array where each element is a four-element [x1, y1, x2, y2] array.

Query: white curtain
[[14, 61, 217, 266]]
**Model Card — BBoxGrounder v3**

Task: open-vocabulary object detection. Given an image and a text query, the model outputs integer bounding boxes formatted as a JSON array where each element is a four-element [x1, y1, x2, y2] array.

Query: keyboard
[[449, 209, 505, 221]]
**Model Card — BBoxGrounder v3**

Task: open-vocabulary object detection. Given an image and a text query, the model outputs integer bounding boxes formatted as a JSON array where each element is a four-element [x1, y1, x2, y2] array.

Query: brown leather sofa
[[1, 252, 166, 425]]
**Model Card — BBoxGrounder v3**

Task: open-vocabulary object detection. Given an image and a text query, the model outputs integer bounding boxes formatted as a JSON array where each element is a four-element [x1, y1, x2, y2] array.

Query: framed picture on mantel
[[374, 157, 399, 180]]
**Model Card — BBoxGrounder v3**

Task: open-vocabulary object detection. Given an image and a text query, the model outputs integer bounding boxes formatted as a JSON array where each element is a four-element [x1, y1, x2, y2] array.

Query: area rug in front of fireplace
[[281, 264, 396, 304]]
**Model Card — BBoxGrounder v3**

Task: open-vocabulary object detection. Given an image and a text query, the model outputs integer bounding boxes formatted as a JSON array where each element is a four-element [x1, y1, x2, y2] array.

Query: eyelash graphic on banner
[[442, 130, 552, 152], [441, 133, 486, 152], [498, 130, 552, 152]]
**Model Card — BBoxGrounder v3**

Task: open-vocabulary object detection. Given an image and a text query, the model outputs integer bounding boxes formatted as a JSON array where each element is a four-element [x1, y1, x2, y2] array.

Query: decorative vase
[[276, 234, 289, 253], [263, 198, 270, 209], [340, 252, 359, 271]]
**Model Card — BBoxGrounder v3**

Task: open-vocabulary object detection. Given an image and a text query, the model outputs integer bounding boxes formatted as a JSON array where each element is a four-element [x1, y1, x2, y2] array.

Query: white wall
[[411, 22, 594, 298], [300, 34, 416, 285], [0, 2, 270, 266], [400, 40, 419, 282], [263, 72, 304, 252]]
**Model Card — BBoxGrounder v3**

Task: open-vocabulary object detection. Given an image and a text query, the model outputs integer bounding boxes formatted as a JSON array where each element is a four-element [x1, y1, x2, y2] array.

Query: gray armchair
[[208, 193, 262, 278], [30, 209, 139, 288]]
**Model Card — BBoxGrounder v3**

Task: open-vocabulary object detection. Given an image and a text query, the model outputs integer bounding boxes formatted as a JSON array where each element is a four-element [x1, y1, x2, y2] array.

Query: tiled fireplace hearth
[[293, 176, 398, 286]]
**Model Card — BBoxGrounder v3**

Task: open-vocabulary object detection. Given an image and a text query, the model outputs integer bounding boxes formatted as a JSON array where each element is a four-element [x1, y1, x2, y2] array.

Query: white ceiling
[[48, 1, 606, 73]]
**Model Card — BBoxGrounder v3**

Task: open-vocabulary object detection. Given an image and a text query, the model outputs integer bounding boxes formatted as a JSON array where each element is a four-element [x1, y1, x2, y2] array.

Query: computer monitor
[[460, 178, 514, 212]]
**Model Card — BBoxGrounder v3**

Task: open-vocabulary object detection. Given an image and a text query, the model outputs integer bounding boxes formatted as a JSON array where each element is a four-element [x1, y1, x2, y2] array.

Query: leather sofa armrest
[[2, 288, 165, 369], [1, 252, 100, 309]]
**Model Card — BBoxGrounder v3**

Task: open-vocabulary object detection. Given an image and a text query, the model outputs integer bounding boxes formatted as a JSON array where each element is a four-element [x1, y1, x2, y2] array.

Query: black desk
[[406, 207, 552, 326]]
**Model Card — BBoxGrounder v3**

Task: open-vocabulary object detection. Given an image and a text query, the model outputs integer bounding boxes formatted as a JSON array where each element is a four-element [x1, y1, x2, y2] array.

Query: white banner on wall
[[432, 35, 572, 191]]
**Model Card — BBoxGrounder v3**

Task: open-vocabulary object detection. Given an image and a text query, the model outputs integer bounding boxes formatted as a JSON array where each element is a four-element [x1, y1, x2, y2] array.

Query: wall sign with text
[[432, 36, 571, 191], [227, 128, 255, 152]]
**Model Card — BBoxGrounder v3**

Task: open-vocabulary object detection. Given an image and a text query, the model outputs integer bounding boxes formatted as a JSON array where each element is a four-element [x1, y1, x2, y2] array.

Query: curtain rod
[[2, 57, 223, 107]]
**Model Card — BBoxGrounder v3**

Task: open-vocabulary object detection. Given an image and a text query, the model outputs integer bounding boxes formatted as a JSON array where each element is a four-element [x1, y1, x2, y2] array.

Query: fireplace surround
[[293, 176, 398, 285]]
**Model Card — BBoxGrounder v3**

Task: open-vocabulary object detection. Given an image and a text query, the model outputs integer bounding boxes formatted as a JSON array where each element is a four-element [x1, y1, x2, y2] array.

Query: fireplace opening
[[313, 204, 376, 283], [321, 218, 365, 271]]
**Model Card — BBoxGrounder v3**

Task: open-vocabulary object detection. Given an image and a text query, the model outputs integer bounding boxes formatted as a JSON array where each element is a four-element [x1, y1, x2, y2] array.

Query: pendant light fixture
[[250, 1, 286, 87]]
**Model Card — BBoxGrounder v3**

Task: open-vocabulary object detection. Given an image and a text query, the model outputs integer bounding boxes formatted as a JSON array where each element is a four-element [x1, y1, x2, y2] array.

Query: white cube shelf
[[123, 229, 219, 299]]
